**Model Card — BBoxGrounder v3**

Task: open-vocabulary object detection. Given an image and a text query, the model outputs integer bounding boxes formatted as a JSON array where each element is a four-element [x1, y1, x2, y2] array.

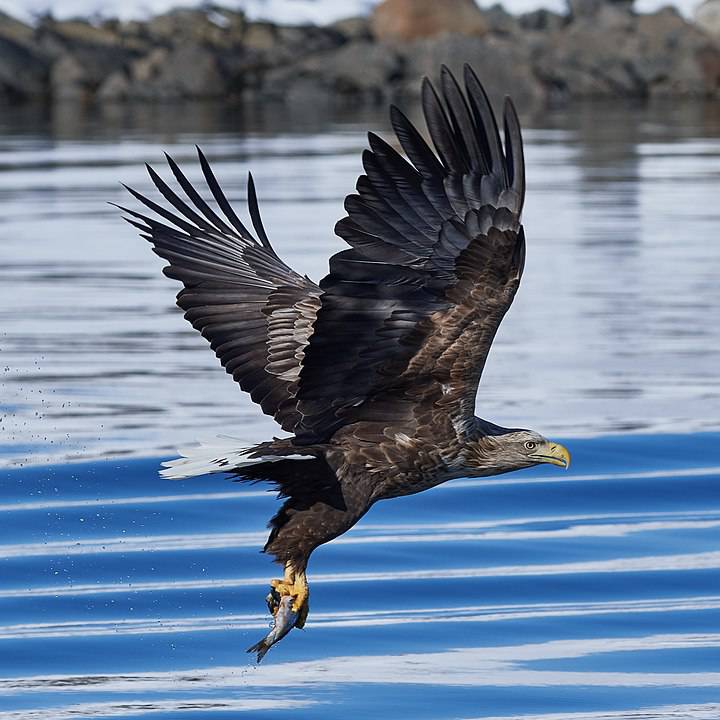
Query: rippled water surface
[[1, 98, 720, 718], [2, 99, 720, 465], [1, 434, 720, 718]]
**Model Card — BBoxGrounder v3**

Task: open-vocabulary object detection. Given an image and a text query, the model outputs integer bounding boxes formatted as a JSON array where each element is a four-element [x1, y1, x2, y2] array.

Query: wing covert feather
[[295, 65, 526, 444], [119, 149, 321, 432]]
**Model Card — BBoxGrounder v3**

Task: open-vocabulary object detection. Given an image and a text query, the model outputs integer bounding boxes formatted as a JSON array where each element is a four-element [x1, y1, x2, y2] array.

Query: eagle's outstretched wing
[[295, 65, 526, 444], [117, 149, 321, 433]]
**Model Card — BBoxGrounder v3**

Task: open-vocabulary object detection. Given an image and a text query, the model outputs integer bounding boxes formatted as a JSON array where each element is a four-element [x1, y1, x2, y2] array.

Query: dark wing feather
[[295, 65, 526, 444], [118, 149, 321, 432]]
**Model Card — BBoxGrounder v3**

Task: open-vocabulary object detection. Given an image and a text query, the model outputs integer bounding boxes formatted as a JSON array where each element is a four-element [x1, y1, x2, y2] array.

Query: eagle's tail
[[160, 436, 312, 480]]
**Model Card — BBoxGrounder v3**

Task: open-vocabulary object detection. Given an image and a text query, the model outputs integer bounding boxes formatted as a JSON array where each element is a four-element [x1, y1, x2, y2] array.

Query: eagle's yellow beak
[[532, 441, 571, 469]]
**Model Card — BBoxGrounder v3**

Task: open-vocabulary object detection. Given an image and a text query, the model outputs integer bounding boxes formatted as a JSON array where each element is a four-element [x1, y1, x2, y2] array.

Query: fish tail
[[246, 638, 270, 663]]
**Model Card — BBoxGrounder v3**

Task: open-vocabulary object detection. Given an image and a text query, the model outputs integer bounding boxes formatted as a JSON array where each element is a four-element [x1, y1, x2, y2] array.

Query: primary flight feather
[[118, 65, 570, 661]]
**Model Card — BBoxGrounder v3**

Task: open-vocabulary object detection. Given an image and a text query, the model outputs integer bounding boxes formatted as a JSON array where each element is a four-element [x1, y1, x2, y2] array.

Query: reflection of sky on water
[[2, 99, 720, 718], [2, 634, 720, 696], [0, 435, 718, 716], [1, 595, 720, 639], [1, 101, 720, 466]]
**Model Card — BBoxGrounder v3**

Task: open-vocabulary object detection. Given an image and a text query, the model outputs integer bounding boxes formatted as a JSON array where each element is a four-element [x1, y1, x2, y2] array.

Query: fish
[[247, 591, 299, 662]]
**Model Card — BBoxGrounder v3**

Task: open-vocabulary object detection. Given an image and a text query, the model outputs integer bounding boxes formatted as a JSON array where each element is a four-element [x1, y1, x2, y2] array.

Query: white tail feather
[[160, 436, 310, 480]]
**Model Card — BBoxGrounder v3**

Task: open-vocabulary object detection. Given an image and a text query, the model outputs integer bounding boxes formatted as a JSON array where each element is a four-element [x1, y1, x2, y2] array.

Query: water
[[1, 98, 720, 717], [2, 100, 720, 467], [1, 434, 720, 718]]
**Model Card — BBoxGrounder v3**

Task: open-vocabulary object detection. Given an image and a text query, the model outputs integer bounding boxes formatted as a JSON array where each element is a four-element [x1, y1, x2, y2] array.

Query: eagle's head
[[462, 423, 571, 476]]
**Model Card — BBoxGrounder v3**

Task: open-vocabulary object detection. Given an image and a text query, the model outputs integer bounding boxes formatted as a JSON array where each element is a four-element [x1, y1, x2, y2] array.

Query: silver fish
[[247, 593, 298, 662]]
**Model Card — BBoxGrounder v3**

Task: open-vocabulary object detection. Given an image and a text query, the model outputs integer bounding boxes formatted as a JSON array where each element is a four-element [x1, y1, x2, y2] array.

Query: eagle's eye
[[524, 441, 537, 450]]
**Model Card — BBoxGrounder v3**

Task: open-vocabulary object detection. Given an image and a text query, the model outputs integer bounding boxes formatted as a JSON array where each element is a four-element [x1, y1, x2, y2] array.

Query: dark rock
[[0, 11, 36, 49], [97, 69, 131, 101], [49, 47, 134, 100], [50, 53, 89, 100], [535, 6, 720, 98], [519, 8, 565, 31], [274, 24, 345, 56], [329, 16, 373, 41], [34, 16, 139, 100], [372, 0, 488, 42], [155, 44, 227, 98], [535, 23, 644, 98], [0, 35, 48, 102], [101, 44, 227, 101], [697, 44, 720, 93], [635, 8, 720, 95], [242, 22, 278, 52], [0, 1, 718, 106], [483, 4, 521, 36], [398, 34, 546, 104], [568, 0, 634, 19], [695, 0, 720, 40], [261, 40, 402, 103], [146, 7, 246, 48]]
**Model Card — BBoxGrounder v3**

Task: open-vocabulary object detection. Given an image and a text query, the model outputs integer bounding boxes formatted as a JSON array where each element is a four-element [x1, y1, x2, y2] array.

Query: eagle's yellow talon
[[268, 564, 309, 623], [270, 579, 294, 595], [291, 590, 308, 613]]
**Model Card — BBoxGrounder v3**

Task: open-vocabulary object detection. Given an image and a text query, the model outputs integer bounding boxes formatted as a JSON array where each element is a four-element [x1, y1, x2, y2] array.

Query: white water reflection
[[3, 633, 720, 693], [0, 434, 717, 716], [470, 704, 720, 720], [1, 596, 720, 640], [0, 698, 317, 720], [2, 521, 719, 558], [2, 463, 720, 513]]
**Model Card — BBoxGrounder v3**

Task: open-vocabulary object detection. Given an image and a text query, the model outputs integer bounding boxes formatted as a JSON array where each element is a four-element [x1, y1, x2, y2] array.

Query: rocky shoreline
[[1, 0, 719, 106]]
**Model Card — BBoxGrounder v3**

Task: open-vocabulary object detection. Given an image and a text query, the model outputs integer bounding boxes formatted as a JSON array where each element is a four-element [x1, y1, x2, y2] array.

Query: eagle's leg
[[263, 491, 366, 632], [268, 561, 310, 627], [269, 561, 296, 597], [292, 570, 309, 628]]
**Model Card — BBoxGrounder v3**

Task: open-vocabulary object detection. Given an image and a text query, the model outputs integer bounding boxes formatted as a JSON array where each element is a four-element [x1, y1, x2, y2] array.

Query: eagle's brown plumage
[[118, 65, 570, 660]]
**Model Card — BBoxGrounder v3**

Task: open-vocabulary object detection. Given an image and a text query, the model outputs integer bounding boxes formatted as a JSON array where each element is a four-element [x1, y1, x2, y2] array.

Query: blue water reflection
[[0, 433, 719, 717], [1, 98, 720, 718]]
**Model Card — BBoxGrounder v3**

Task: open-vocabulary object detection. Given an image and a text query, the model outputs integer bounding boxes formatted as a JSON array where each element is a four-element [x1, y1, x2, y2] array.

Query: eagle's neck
[[453, 417, 525, 478]]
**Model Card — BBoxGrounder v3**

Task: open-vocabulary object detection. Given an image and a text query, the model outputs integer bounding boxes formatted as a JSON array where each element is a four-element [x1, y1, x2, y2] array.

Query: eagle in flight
[[119, 65, 570, 661]]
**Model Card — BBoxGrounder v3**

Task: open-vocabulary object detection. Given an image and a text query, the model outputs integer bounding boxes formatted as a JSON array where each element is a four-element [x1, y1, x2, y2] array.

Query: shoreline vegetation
[[1, 0, 719, 108]]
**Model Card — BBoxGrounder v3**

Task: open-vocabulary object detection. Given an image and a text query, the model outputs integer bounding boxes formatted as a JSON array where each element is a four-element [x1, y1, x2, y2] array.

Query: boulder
[[110, 44, 227, 100], [0, 35, 48, 102], [274, 24, 345, 55], [567, 0, 634, 19], [534, 18, 644, 98], [0, 11, 36, 49], [329, 16, 373, 41], [635, 8, 720, 95], [49, 44, 133, 100], [40, 19, 124, 48], [261, 40, 403, 103], [371, 0, 488, 42], [35, 15, 147, 58], [50, 53, 88, 100], [697, 45, 720, 93], [483, 4, 521, 36], [32, 16, 138, 101], [97, 69, 131, 101], [130, 47, 167, 83], [398, 33, 546, 105], [519, 8, 565, 31], [695, 0, 720, 40], [243, 22, 278, 51], [146, 7, 246, 48], [534, 6, 720, 98]]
